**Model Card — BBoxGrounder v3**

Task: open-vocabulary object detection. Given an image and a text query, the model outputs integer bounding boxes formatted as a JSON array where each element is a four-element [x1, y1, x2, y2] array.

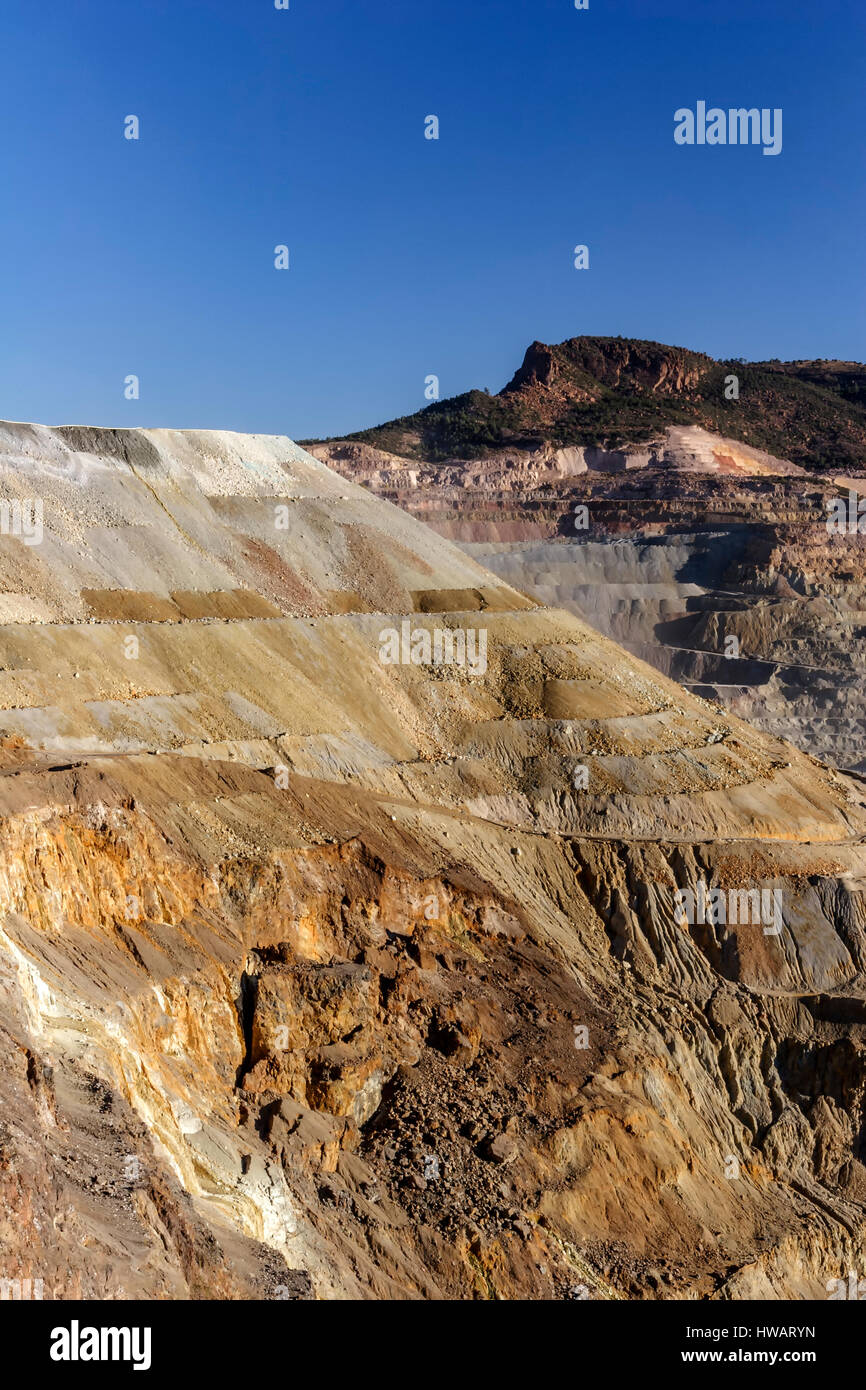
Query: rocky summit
[[2, 421, 866, 1300]]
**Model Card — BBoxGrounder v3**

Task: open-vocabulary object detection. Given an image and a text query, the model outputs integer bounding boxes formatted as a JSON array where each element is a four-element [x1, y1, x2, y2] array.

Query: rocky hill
[[308, 336, 866, 472], [1, 423, 866, 1300]]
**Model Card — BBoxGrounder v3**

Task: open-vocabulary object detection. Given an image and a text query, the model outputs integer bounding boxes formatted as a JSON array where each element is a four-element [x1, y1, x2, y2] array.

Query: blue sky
[[0, 0, 862, 437]]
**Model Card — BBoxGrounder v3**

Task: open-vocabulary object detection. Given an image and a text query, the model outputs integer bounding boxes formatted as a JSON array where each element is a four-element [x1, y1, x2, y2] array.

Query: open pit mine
[[311, 338, 866, 777], [1, 418, 866, 1301]]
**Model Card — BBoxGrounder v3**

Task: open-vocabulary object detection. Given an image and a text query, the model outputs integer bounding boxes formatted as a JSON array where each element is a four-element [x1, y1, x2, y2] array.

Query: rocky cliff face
[[503, 338, 713, 399], [2, 423, 866, 1300]]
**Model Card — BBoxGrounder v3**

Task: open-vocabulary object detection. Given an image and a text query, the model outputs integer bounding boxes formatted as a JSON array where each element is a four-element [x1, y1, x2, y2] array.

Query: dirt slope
[[1, 423, 866, 1299]]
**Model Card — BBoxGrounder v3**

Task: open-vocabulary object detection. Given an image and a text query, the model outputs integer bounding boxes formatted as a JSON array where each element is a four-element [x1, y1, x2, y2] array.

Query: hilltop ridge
[[309, 335, 866, 471]]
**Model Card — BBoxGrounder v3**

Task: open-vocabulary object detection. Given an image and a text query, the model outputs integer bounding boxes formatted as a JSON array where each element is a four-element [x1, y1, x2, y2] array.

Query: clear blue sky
[[0, 0, 862, 437]]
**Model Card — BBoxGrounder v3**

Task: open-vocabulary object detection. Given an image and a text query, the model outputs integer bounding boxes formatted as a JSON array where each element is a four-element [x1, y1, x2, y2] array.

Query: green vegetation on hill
[[308, 336, 866, 471]]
